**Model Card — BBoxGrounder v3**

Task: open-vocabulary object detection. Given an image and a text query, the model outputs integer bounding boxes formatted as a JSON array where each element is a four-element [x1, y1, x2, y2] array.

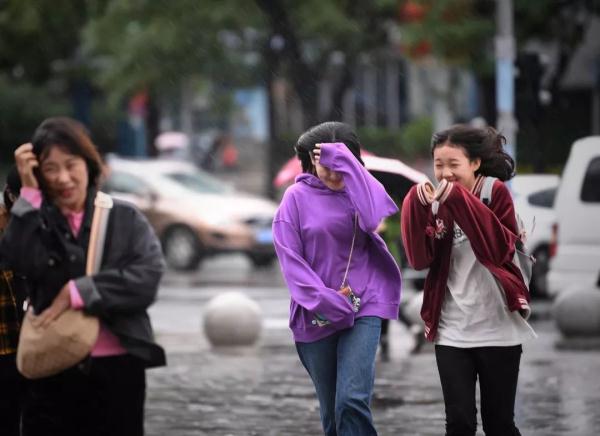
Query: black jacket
[[0, 189, 166, 368]]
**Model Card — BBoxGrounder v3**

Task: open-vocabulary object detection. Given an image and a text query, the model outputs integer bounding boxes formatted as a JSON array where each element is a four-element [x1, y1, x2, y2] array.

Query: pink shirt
[[20, 187, 126, 357]]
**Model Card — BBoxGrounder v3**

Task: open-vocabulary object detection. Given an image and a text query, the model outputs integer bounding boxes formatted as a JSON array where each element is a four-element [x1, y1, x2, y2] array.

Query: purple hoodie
[[273, 143, 402, 343]]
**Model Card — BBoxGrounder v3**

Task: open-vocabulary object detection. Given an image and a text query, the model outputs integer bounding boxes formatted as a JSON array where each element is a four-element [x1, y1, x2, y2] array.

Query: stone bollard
[[553, 287, 600, 350], [404, 291, 424, 326], [203, 291, 263, 347]]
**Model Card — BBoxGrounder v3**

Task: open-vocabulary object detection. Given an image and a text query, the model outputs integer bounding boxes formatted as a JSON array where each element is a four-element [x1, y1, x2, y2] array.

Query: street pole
[[495, 0, 517, 163]]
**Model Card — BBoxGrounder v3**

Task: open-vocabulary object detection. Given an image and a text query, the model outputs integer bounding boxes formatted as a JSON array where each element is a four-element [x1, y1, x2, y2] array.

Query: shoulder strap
[[87, 192, 114, 275], [479, 176, 497, 206], [340, 212, 358, 289]]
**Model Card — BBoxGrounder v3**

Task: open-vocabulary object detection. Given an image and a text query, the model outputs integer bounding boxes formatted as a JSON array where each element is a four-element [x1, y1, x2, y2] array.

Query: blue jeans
[[296, 316, 382, 436]]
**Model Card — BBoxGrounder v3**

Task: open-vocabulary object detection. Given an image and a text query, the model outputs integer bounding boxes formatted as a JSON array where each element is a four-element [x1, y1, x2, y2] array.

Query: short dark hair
[[295, 121, 365, 174], [431, 124, 515, 181], [31, 117, 104, 189]]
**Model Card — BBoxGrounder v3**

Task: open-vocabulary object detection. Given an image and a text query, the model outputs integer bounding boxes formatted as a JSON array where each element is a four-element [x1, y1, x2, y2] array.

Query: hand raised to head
[[14, 143, 39, 189]]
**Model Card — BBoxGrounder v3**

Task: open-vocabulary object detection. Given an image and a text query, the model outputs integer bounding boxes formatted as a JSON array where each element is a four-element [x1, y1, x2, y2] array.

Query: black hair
[[3, 165, 21, 212], [31, 117, 104, 190], [295, 121, 365, 174], [431, 124, 515, 181]]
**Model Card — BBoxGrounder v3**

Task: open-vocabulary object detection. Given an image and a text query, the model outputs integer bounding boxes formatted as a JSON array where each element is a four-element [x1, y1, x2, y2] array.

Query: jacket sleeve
[[438, 180, 519, 266], [0, 197, 54, 281], [273, 218, 354, 325], [73, 206, 165, 316], [319, 143, 398, 232], [400, 185, 437, 270]]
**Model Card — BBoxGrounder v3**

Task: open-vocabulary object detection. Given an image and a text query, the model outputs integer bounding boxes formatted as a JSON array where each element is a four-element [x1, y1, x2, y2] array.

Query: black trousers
[[435, 345, 523, 436], [22, 354, 146, 436], [0, 353, 24, 436]]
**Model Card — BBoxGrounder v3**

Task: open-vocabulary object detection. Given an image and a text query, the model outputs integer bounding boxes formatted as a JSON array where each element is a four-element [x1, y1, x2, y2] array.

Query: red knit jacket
[[401, 176, 531, 341]]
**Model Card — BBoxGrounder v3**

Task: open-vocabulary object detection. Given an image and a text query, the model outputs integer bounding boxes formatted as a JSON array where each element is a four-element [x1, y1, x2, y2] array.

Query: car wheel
[[162, 226, 203, 271], [531, 246, 550, 298], [248, 253, 276, 268]]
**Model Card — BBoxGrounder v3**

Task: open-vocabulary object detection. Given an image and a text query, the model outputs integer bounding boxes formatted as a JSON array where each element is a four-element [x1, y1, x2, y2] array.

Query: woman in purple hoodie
[[273, 122, 401, 435]]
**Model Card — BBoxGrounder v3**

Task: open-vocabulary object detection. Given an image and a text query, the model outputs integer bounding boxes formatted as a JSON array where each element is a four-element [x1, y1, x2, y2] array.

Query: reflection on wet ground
[[149, 256, 600, 435]]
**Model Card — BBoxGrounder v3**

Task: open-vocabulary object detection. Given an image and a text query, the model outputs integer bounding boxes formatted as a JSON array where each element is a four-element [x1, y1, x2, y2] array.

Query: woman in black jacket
[[1, 117, 166, 436]]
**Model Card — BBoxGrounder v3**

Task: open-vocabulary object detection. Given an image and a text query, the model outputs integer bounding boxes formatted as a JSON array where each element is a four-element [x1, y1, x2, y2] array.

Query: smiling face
[[39, 145, 89, 213], [433, 143, 481, 191]]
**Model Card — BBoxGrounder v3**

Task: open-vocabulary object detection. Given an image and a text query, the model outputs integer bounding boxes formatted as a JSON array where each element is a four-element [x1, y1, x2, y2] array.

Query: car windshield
[[165, 171, 228, 194]]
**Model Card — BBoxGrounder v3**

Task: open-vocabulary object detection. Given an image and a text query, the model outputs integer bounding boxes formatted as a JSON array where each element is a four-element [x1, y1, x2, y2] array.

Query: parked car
[[511, 174, 560, 297], [102, 156, 278, 270], [547, 137, 600, 297]]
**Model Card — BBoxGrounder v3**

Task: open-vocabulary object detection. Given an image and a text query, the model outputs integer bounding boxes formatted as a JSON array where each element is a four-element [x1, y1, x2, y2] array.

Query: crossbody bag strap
[[340, 212, 358, 289]]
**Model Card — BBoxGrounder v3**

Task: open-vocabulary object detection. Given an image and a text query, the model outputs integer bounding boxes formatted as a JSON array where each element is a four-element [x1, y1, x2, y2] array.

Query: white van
[[547, 137, 600, 297], [512, 174, 560, 297]]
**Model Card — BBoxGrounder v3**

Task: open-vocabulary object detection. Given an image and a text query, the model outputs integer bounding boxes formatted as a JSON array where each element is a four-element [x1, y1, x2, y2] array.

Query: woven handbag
[[16, 192, 113, 379]]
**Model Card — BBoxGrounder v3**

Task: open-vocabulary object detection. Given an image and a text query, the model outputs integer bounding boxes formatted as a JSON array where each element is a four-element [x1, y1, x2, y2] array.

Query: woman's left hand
[[338, 285, 352, 297], [34, 284, 72, 328]]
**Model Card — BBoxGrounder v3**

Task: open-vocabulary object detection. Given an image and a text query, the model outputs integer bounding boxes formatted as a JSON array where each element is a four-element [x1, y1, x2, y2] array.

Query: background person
[[0, 166, 26, 436]]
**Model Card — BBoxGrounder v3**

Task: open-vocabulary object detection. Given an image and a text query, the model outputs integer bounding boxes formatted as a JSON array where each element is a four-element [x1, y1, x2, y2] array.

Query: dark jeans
[[435, 345, 523, 436], [22, 354, 146, 436], [296, 316, 382, 436], [0, 353, 24, 436]]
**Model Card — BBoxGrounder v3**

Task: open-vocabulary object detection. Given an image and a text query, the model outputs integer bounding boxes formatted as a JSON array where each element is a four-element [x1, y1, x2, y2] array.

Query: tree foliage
[[398, 0, 494, 71], [0, 0, 99, 83], [82, 0, 260, 104], [254, 0, 398, 126]]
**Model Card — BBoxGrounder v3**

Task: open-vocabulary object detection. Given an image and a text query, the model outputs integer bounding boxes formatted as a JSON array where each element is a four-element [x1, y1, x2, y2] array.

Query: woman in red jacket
[[401, 124, 536, 436]]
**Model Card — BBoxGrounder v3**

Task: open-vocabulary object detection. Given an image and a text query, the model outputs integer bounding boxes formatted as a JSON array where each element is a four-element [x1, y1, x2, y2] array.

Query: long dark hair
[[431, 124, 515, 181], [31, 117, 104, 189], [295, 121, 365, 174]]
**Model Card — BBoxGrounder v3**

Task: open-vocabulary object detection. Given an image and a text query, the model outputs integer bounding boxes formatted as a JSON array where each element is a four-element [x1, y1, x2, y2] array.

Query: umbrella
[[273, 149, 374, 188], [362, 155, 429, 199], [273, 153, 429, 200]]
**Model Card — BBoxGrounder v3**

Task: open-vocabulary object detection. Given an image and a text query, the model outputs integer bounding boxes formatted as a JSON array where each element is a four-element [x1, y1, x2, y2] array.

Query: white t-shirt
[[436, 224, 537, 347]]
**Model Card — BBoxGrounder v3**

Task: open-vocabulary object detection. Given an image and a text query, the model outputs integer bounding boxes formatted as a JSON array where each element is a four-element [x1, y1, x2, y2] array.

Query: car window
[[528, 188, 557, 208], [581, 157, 600, 203], [166, 171, 228, 194], [103, 171, 152, 196]]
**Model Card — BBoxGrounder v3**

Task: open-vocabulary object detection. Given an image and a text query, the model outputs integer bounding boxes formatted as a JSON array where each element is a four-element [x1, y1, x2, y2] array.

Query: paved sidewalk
[[145, 308, 600, 436]]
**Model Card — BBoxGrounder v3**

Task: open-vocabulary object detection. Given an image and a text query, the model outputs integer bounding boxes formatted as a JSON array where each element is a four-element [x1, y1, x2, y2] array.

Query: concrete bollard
[[203, 291, 263, 346], [404, 291, 424, 326], [553, 288, 600, 336]]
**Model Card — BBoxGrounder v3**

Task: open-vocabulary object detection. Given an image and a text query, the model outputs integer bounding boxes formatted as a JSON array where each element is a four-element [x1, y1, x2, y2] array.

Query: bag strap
[[479, 176, 497, 205], [86, 192, 114, 275], [478, 177, 527, 251], [340, 212, 358, 289]]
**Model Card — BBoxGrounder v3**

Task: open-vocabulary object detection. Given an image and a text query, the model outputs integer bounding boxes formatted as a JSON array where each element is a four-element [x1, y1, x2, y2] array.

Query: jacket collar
[[471, 174, 485, 197]]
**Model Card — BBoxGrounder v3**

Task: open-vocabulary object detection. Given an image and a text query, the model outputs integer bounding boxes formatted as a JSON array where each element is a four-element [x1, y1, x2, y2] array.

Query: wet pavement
[[145, 255, 600, 436]]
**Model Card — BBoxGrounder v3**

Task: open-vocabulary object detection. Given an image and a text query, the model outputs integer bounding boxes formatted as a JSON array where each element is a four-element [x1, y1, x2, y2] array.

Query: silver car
[[102, 156, 277, 270]]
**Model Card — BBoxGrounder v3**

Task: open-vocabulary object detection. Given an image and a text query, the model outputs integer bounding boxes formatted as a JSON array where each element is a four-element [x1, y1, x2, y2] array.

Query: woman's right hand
[[416, 180, 435, 206], [14, 143, 39, 189]]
